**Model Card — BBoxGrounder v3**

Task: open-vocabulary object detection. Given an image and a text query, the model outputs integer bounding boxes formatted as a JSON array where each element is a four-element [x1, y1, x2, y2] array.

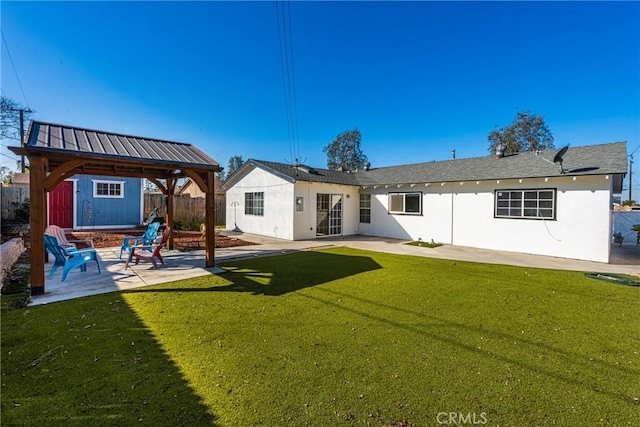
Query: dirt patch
[[66, 230, 257, 251], [1, 230, 256, 251]]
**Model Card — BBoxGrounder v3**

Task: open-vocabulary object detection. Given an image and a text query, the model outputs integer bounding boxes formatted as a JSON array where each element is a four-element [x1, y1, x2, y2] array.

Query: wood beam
[[29, 156, 47, 295], [44, 158, 86, 191], [205, 171, 216, 268], [183, 169, 207, 193], [149, 178, 168, 194]]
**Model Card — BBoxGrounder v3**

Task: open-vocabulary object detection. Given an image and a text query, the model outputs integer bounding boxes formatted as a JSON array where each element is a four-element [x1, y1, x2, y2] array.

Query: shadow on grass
[[1, 293, 218, 425], [125, 251, 383, 296]]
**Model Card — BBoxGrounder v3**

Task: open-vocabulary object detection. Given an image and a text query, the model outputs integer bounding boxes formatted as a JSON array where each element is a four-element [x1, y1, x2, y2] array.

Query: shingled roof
[[224, 159, 361, 188], [226, 142, 627, 189], [354, 142, 628, 186]]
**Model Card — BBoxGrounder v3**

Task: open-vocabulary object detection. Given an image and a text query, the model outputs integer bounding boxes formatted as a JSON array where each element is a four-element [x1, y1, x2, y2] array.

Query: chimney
[[451, 149, 456, 160], [495, 143, 506, 158]]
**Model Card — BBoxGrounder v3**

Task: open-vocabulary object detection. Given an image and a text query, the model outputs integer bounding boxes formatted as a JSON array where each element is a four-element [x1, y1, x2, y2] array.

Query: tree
[[1, 95, 34, 171], [487, 111, 554, 155], [1, 166, 14, 185], [143, 178, 159, 192], [323, 128, 368, 171], [226, 155, 244, 180]]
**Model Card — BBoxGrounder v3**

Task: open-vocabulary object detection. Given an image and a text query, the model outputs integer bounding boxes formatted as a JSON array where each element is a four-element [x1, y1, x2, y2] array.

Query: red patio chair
[[125, 228, 171, 269]]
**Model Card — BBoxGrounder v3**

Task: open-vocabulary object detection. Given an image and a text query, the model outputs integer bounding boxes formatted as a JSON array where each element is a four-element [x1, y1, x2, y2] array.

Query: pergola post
[[205, 171, 216, 268], [166, 178, 175, 250], [29, 156, 46, 295]]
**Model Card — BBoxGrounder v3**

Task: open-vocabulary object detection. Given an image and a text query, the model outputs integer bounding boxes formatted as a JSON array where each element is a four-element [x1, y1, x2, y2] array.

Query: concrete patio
[[31, 232, 639, 306]]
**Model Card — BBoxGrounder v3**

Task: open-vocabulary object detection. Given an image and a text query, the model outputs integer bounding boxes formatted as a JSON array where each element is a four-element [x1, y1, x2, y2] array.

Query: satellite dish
[[553, 145, 569, 174], [553, 146, 569, 164]]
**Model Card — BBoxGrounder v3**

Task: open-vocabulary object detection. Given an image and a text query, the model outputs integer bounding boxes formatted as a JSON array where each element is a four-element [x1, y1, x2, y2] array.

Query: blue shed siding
[[74, 175, 142, 229]]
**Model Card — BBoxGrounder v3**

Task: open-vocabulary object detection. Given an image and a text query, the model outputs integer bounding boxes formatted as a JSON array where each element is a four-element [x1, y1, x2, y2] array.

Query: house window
[[296, 196, 304, 212], [359, 194, 371, 223], [388, 192, 422, 215], [93, 180, 124, 198], [495, 189, 556, 219], [245, 192, 264, 216]]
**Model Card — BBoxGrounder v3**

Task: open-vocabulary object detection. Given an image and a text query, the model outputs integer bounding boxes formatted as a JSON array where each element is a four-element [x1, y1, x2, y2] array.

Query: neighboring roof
[[11, 173, 30, 185], [178, 177, 224, 195], [224, 142, 627, 189], [14, 120, 221, 176]]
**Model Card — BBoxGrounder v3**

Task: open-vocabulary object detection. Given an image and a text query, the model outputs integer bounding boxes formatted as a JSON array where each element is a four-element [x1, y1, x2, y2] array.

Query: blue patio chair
[[44, 234, 102, 281], [119, 222, 161, 259]]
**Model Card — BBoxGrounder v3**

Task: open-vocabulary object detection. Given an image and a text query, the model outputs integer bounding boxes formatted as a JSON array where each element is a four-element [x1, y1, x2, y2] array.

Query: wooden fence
[[1, 186, 30, 222], [1, 186, 226, 226], [144, 193, 226, 226]]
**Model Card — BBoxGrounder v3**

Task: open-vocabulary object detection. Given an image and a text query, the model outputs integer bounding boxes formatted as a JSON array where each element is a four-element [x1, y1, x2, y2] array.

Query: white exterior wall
[[225, 168, 295, 240], [360, 185, 453, 242], [293, 181, 360, 240], [228, 166, 616, 262], [362, 175, 614, 262], [226, 170, 360, 241]]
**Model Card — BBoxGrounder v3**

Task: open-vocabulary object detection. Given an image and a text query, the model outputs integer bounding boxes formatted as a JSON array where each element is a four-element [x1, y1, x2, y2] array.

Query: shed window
[[245, 192, 264, 216], [388, 192, 422, 215], [93, 180, 124, 198], [495, 189, 556, 219]]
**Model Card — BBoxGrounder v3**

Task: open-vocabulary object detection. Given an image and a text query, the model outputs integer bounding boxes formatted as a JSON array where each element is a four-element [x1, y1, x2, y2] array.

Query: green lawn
[[2, 248, 638, 426]]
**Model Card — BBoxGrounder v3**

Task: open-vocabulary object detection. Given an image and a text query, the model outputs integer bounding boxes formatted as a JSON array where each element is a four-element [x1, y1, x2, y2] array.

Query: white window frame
[[388, 192, 422, 215], [495, 188, 556, 219], [93, 180, 125, 199], [245, 192, 264, 216], [359, 193, 371, 223]]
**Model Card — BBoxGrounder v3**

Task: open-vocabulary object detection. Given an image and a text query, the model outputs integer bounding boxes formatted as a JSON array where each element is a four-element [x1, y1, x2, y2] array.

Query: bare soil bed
[[2, 230, 256, 251], [66, 230, 256, 251]]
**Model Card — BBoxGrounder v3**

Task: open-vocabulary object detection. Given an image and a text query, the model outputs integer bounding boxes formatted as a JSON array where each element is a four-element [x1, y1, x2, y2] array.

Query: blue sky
[[1, 1, 639, 199]]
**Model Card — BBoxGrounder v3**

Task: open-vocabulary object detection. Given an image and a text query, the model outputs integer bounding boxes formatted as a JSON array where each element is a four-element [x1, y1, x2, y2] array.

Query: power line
[[275, 1, 294, 163], [286, 0, 301, 162], [1, 30, 30, 107], [1, 151, 19, 162], [275, 0, 301, 164]]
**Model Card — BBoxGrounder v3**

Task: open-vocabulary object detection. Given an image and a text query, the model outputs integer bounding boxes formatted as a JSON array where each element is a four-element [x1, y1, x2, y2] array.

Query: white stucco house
[[223, 142, 628, 263]]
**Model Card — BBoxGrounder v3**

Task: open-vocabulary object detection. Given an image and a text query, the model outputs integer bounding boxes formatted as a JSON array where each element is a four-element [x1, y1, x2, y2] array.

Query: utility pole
[[629, 156, 633, 204], [4, 105, 33, 172], [18, 108, 33, 173]]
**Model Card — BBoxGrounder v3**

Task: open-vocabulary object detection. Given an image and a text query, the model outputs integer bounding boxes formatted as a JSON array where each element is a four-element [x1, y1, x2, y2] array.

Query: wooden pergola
[[9, 121, 223, 295]]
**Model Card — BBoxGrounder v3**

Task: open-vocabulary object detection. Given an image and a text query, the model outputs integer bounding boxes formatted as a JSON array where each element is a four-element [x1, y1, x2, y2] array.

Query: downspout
[[450, 182, 455, 245]]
